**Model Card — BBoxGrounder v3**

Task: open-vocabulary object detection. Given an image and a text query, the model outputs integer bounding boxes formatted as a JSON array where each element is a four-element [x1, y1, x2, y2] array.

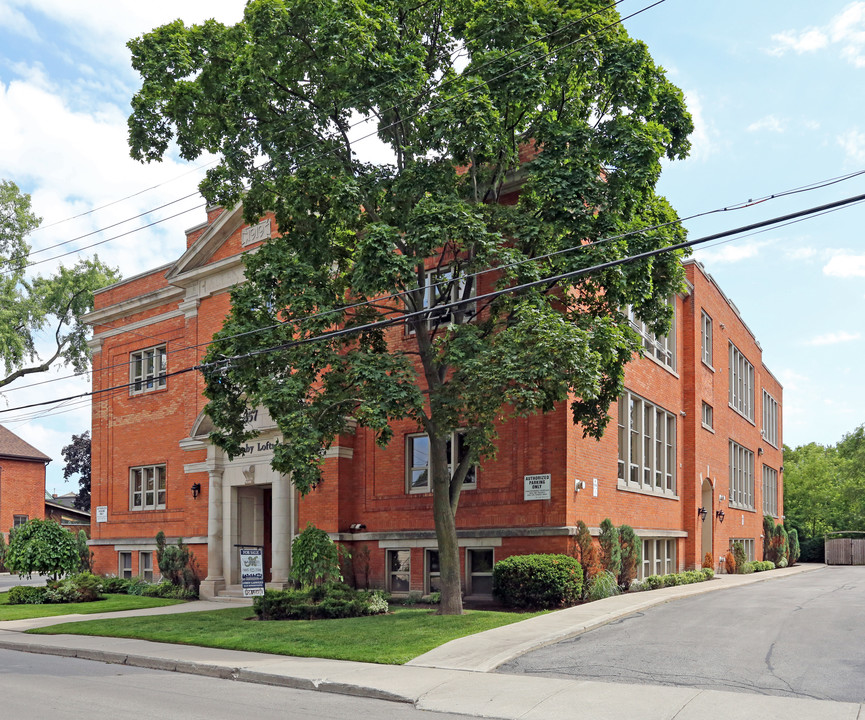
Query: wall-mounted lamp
[[191, 483, 201, 499], [697, 507, 708, 522], [349, 523, 366, 533], [715, 509, 725, 523], [574, 479, 586, 492], [758, 447, 764, 456]]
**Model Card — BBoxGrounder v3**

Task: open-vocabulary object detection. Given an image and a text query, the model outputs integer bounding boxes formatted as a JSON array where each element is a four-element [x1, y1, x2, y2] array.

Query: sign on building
[[239, 546, 265, 597], [95, 506, 108, 523], [524, 473, 552, 501]]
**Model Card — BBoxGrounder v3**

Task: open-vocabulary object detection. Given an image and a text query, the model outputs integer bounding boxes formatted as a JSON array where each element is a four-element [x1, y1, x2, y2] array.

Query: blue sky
[[0, 1, 863, 494]]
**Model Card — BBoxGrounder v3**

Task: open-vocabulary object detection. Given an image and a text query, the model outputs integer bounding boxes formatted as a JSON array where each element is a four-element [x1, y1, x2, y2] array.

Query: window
[[140, 551, 154, 582], [628, 302, 676, 370], [702, 402, 713, 431], [641, 539, 676, 579], [119, 552, 132, 579], [406, 431, 477, 494], [729, 441, 755, 510], [387, 549, 411, 593], [130, 465, 166, 511], [425, 549, 441, 595], [617, 391, 676, 495], [762, 465, 778, 517], [762, 390, 779, 448], [130, 345, 167, 394], [13, 514, 28, 528], [417, 267, 475, 330], [701, 311, 713, 366], [729, 538, 755, 562], [728, 343, 754, 420], [467, 548, 494, 596]]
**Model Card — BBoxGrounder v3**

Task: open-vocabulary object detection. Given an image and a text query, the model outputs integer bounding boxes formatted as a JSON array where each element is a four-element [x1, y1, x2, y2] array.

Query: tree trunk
[[430, 432, 463, 615]]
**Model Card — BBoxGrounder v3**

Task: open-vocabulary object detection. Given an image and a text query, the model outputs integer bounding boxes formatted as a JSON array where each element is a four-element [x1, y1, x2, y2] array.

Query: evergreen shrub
[[492, 554, 583, 609], [253, 583, 387, 620], [7, 585, 48, 605]]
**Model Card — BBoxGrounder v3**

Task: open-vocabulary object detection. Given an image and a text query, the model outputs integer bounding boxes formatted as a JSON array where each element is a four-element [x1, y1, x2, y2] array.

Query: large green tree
[[127, 0, 692, 614], [0, 180, 118, 389]]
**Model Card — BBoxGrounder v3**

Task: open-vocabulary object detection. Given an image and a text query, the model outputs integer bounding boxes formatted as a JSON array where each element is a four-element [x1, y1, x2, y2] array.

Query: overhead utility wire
[[5, 165, 865, 399], [5, 189, 864, 416]]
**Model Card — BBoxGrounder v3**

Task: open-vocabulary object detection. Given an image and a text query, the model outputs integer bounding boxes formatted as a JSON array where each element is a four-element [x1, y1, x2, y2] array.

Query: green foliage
[[681, 570, 703, 584], [492, 554, 583, 609], [5, 519, 79, 580], [799, 536, 824, 562], [702, 567, 714, 580], [587, 570, 620, 601], [770, 524, 789, 566], [777, 557, 788, 568], [45, 572, 103, 603], [0, 180, 118, 390], [0, 532, 6, 572], [753, 561, 774, 572], [732, 541, 747, 574], [788, 528, 801, 566], [617, 524, 640, 591], [128, 0, 692, 615], [740, 561, 755, 575], [7, 585, 49, 605], [641, 569, 712, 591], [100, 576, 134, 594], [643, 575, 664, 590], [290, 523, 344, 587], [575, 520, 597, 588], [598, 519, 621, 577], [763, 515, 775, 561], [253, 583, 388, 620], [76, 530, 92, 572], [155, 531, 200, 594], [62, 432, 92, 511]]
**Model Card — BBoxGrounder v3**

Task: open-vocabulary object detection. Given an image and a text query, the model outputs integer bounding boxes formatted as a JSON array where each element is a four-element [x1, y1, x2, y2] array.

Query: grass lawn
[[28, 606, 542, 664], [0, 593, 186, 621]]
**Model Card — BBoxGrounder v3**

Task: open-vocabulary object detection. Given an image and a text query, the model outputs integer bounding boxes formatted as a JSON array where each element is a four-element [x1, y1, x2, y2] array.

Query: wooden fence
[[825, 537, 865, 565]]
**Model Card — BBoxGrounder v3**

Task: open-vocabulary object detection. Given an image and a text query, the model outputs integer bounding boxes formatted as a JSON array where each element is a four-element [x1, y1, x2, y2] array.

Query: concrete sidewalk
[[1, 564, 862, 720]]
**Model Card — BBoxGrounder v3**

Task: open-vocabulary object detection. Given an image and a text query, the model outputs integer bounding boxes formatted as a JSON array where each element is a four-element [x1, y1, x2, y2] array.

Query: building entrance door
[[234, 485, 273, 585], [701, 479, 713, 562]]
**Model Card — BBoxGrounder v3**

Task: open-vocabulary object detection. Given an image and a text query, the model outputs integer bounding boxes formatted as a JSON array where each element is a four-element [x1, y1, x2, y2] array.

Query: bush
[[618, 525, 640, 591], [740, 561, 755, 574], [732, 542, 747, 574], [628, 579, 645, 592], [701, 567, 714, 580], [788, 528, 801, 566], [575, 520, 598, 592], [724, 551, 736, 574], [799, 536, 824, 563], [682, 570, 703, 584], [156, 531, 199, 595], [777, 557, 788, 568], [290, 523, 343, 587], [598, 519, 621, 577], [7, 585, 48, 605], [662, 573, 682, 587], [643, 575, 664, 590], [763, 515, 775, 560], [701, 552, 713, 570], [5, 519, 79, 580], [587, 570, 620, 601], [253, 583, 387, 620], [492, 554, 583, 609], [100, 576, 133, 594]]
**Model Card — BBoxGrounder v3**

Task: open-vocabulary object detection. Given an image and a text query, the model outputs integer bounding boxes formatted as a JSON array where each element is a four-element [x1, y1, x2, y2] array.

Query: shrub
[[732, 542, 747, 574], [421, 592, 441, 605], [643, 575, 664, 590], [0, 532, 7, 573], [629, 579, 645, 592], [701, 552, 713, 570], [100, 576, 133, 594], [156, 531, 199, 595], [7, 585, 48, 605], [763, 515, 775, 560], [575, 520, 598, 590], [724, 551, 736, 575], [76, 530, 92, 572], [617, 525, 640, 591], [662, 573, 682, 587], [587, 570, 620, 601], [290, 523, 343, 587], [682, 570, 703, 584], [701, 567, 714, 580], [769, 524, 789, 566], [253, 583, 386, 620], [492, 554, 583, 609], [777, 557, 788, 568], [4, 519, 79, 580], [799, 536, 824, 563], [598, 519, 621, 577], [788, 528, 801, 566], [740, 561, 755, 574]]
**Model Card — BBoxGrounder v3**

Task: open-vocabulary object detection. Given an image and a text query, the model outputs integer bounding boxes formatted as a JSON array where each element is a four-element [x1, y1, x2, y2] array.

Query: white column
[[199, 468, 226, 599], [268, 473, 291, 588]]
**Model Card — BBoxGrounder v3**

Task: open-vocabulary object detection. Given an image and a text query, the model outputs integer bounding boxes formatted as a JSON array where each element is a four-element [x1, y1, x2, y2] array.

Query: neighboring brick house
[[84, 205, 783, 597], [44, 492, 91, 537], [0, 425, 50, 538]]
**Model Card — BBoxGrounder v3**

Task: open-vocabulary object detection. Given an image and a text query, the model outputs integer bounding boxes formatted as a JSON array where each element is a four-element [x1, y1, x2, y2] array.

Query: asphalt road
[[0, 648, 473, 720], [499, 565, 865, 703], [0, 573, 49, 592]]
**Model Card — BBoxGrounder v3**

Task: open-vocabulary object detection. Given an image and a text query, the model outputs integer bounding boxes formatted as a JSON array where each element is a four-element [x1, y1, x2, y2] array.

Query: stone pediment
[[165, 204, 246, 285]]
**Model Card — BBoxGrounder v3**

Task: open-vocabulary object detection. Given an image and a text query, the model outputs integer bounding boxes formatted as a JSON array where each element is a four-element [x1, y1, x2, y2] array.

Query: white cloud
[[694, 239, 772, 265], [837, 128, 865, 162], [769, 3, 865, 67], [0, 1, 39, 40], [747, 115, 785, 133], [680, 90, 717, 161], [823, 253, 865, 277], [786, 247, 817, 261], [775, 369, 810, 392], [806, 331, 862, 346]]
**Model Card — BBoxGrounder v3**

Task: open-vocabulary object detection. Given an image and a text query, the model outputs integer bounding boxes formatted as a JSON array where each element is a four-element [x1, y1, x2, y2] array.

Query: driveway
[[499, 565, 865, 703]]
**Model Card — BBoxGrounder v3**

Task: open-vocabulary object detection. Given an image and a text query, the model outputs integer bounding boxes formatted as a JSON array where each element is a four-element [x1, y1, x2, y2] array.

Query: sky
[[0, 1, 863, 495]]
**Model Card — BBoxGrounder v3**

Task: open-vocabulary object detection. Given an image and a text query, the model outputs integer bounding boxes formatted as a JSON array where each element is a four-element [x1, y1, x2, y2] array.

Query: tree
[[62, 431, 91, 511], [4, 518, 79, 580], [618, 524, 640, 591], [0, 180, 119, 390], [128, 0, 692, 613], [783, 442, 844, 538]]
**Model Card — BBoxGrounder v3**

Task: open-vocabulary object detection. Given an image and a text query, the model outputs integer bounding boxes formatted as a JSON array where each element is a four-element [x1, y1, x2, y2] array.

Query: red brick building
[[84, 206, 783, 597], [0, 425, 50, 538]]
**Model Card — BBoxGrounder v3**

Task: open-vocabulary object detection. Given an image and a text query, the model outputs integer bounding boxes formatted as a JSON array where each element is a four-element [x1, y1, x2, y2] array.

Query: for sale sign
[[239, 546, 265, 597]]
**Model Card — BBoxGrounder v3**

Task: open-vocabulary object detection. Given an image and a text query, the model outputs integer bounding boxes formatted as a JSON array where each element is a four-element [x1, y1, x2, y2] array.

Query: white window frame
[[139, 551, 154, 582], [729, 440, 755, 510], [729, 537, 755, 562], [627, 301, 676, 371], [130, 345, 167, 395], [617, 391, 677, 496], [387, 549, 411, 594], [406, 431, 477, 494], [466, 548, 494, 596], [701, 310, 713, 367], [702, 401, 714, 431], [728, 342, 754, 421], [408, 266, 476, 333], [762, 390, 779, 448], [12, 514, 28, 528], [129, 464, 167, 511], [762, 465, 778, 517], [119, 551, 133, 579], [640, 538, 676, 579], [425, 549, 441, 595]]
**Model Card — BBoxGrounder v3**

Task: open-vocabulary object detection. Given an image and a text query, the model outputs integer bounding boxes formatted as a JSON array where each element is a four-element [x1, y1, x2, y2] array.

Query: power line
[[5, 189, 864, 416]]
